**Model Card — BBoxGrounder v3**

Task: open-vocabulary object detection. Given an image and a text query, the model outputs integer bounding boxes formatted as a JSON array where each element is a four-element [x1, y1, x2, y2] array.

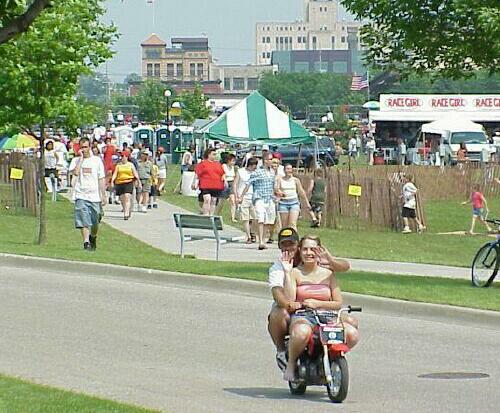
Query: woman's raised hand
[[313, 246, 331, 262]]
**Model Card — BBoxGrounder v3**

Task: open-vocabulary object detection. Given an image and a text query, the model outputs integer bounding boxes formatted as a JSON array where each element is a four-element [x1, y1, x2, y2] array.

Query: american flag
[[351, 73, 369, 91]]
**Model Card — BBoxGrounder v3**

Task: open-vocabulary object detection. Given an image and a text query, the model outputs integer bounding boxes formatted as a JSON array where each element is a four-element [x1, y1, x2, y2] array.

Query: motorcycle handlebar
[[294, 306, 362, 316]]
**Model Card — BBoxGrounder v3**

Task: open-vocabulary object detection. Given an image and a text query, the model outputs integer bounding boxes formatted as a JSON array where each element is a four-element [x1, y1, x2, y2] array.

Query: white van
[[421, 119, 492, 164]]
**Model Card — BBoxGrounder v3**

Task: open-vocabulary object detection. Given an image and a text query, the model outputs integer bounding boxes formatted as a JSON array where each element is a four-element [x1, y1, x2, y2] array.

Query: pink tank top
[[471, 192, 483, 209], [296, 284, 332, 303]]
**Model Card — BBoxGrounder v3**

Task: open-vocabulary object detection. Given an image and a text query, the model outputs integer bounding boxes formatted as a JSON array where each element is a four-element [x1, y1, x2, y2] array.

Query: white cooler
[[181, 171, 198, 197]]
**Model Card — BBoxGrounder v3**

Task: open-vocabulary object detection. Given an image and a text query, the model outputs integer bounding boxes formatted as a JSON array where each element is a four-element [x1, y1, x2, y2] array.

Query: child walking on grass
[[462, 185, 493, 235]]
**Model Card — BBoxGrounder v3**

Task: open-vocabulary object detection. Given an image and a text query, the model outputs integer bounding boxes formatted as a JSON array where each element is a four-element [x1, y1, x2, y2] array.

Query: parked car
[[236, 138, 337, 168], [278, 137, 337, 168]]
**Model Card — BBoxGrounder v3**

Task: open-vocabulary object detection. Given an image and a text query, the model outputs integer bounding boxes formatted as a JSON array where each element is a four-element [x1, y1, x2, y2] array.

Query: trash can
[[181, 171, 197, 197]]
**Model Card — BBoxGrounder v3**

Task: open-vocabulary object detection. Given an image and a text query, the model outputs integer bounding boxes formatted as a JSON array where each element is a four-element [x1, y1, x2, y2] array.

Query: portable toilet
[[112, 126, 134, 149], [156, 127, 171, 153], [171, 129, 183, 164], [134, 126, 155, 150]]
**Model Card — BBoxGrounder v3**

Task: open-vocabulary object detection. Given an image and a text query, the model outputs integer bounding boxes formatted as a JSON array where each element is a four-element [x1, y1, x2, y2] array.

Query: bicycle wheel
[[471, 243, 498, 287]]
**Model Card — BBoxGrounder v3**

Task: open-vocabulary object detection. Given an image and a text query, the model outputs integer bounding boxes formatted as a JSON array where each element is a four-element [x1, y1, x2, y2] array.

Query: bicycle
[[471, 219, 500, 287]]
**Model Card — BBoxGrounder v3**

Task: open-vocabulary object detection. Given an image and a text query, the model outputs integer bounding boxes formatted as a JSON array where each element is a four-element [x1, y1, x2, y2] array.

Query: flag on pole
[[351, 73, 369, 91]]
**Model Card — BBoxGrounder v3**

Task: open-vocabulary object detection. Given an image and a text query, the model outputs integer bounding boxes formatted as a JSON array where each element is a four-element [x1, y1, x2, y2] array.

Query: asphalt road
[[1, 264, 499, 413]]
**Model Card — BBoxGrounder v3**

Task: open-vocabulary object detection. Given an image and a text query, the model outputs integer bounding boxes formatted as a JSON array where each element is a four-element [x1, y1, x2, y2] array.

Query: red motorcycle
[[286, 306, 361, 403]]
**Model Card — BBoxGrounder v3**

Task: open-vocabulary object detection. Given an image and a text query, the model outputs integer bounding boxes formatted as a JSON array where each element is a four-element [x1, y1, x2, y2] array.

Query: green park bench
[[173, 213, 245, 261]]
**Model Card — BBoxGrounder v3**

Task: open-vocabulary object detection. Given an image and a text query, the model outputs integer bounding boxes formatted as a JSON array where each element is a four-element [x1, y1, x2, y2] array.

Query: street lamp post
[[164, 89, 172, 123]]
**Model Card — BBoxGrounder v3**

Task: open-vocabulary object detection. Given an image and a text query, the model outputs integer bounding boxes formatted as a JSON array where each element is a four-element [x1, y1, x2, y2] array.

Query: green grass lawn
[[1, 197, 499, 311], [0, 374, 161, 413], [162, 165, 500, 268]]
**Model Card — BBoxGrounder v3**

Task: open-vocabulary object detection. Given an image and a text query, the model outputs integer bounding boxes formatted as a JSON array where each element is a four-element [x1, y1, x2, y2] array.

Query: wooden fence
[[339, 164, 500, 201], [0, 152, 38, 215], [297, 164, 500, 231]]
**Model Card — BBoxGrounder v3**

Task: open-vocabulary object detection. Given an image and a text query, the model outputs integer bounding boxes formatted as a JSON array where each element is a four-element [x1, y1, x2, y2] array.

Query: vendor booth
[[197, 91, 314, 146]]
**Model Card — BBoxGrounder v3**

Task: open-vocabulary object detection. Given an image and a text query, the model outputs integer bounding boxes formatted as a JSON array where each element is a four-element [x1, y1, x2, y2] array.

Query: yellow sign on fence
[[348, 184, 362, 197], [10, 168, 24, 180]]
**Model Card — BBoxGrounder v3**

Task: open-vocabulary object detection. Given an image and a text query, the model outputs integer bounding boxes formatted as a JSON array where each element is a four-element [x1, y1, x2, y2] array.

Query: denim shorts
[[473, 207, 484, 217], [74, 199, 102, 229], [278, 198, 300, 213]]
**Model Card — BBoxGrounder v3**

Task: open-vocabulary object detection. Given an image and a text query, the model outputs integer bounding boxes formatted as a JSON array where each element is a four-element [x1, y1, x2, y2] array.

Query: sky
[[102, 0, 351, 81]]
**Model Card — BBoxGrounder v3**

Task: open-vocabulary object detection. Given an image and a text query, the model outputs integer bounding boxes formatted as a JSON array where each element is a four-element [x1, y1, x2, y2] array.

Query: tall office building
[[255, 0, 361, 65]]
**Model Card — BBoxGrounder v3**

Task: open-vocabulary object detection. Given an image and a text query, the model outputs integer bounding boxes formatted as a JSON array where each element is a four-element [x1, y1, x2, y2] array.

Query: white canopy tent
[[421, 119, 484, 135]]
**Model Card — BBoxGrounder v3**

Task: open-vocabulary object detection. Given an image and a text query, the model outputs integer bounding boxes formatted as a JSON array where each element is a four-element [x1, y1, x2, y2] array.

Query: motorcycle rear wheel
[[326, 356, 349, 403], [288, 380, 307, 395]]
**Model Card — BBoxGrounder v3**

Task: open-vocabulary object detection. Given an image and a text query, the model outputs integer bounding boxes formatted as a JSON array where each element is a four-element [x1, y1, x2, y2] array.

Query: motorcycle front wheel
[[288, 380, 307, 395], [326, 356, 349, 403]]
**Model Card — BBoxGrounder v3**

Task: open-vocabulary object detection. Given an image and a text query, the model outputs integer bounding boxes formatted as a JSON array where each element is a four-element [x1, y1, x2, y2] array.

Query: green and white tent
[[198, 91, 315, 145]]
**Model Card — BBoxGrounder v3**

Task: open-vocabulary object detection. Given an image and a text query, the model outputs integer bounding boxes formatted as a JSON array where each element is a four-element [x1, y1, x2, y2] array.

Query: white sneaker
[[402, 227, 412, 234], [418, 225, 426, 233], [141, 205, 148, 213]]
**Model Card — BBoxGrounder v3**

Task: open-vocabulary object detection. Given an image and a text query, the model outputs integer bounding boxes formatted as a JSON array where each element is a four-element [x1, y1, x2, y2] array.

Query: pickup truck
[[420, 119, 494, 165]]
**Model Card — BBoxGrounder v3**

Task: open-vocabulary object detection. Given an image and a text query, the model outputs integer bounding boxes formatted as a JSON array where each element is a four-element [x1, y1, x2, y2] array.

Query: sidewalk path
[[100, 198, 470, 280]]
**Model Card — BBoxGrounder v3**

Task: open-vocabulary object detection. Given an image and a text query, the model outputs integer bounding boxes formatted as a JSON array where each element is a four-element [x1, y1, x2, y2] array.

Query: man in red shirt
[[193, 148, 225, 215]]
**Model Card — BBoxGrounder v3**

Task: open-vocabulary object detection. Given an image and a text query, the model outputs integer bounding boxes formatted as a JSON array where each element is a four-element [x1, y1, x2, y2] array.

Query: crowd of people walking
[[190, 147, 326, 251]]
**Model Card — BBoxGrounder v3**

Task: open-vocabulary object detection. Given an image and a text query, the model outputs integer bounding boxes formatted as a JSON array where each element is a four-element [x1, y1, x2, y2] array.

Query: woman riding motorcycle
[[282, 235, 360, 382]]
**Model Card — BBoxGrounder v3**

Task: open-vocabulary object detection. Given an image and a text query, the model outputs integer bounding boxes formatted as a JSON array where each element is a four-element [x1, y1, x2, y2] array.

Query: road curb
[[2, 253, 499, 329]]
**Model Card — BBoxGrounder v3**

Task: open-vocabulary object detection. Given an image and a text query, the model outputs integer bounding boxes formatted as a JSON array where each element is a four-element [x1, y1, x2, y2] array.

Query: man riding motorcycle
[[267, 227, 351, 371]]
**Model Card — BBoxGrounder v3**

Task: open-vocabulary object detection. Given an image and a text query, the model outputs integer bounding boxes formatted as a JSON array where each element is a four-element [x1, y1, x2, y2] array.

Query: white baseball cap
[[262, 144, 270, 151]]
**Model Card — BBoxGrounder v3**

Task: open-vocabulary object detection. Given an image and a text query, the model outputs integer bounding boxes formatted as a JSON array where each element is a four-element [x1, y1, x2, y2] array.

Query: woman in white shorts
[[155, 147, 168, 193]]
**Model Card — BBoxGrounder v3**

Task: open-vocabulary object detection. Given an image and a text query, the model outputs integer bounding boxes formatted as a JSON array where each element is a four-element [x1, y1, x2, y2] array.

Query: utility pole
[[105, 62, 111, 105]]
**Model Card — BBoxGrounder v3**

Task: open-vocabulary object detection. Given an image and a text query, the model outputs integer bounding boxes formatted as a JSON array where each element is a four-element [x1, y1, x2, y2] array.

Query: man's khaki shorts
[[239, 198, 256, 221]]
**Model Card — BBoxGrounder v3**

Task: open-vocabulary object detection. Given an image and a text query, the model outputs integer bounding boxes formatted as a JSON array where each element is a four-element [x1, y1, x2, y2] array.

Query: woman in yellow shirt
[[111, 153, 141, 220]]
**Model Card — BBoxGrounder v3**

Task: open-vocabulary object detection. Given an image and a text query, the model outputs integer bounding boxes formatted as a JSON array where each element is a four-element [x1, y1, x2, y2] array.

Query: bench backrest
[[173, 213, 223, 231]]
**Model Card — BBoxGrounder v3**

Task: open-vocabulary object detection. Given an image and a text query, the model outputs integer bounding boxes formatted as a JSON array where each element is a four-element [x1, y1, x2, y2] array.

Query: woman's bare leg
[[284, 321, 312, 381], [202, 194, 212, 216], [158, 178, 165, 193], [229, 194, 236, 221], [279, 212, 289, 229], [288, 210, 300, 230], [120, 194, 127, 218]]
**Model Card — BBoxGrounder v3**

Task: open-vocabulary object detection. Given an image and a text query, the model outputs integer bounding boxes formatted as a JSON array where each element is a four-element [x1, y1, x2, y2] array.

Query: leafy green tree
[[369, 70, 500, 97], [0, 0, 116, 244], [134, 80, 170, 123], [178, 84, 211, 124], [124, 73, 142, 84], [258, 72, 364, 114], [341, 0, 500, 78], [0, 0, 52, 44], [78, 73, 108, 103]]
